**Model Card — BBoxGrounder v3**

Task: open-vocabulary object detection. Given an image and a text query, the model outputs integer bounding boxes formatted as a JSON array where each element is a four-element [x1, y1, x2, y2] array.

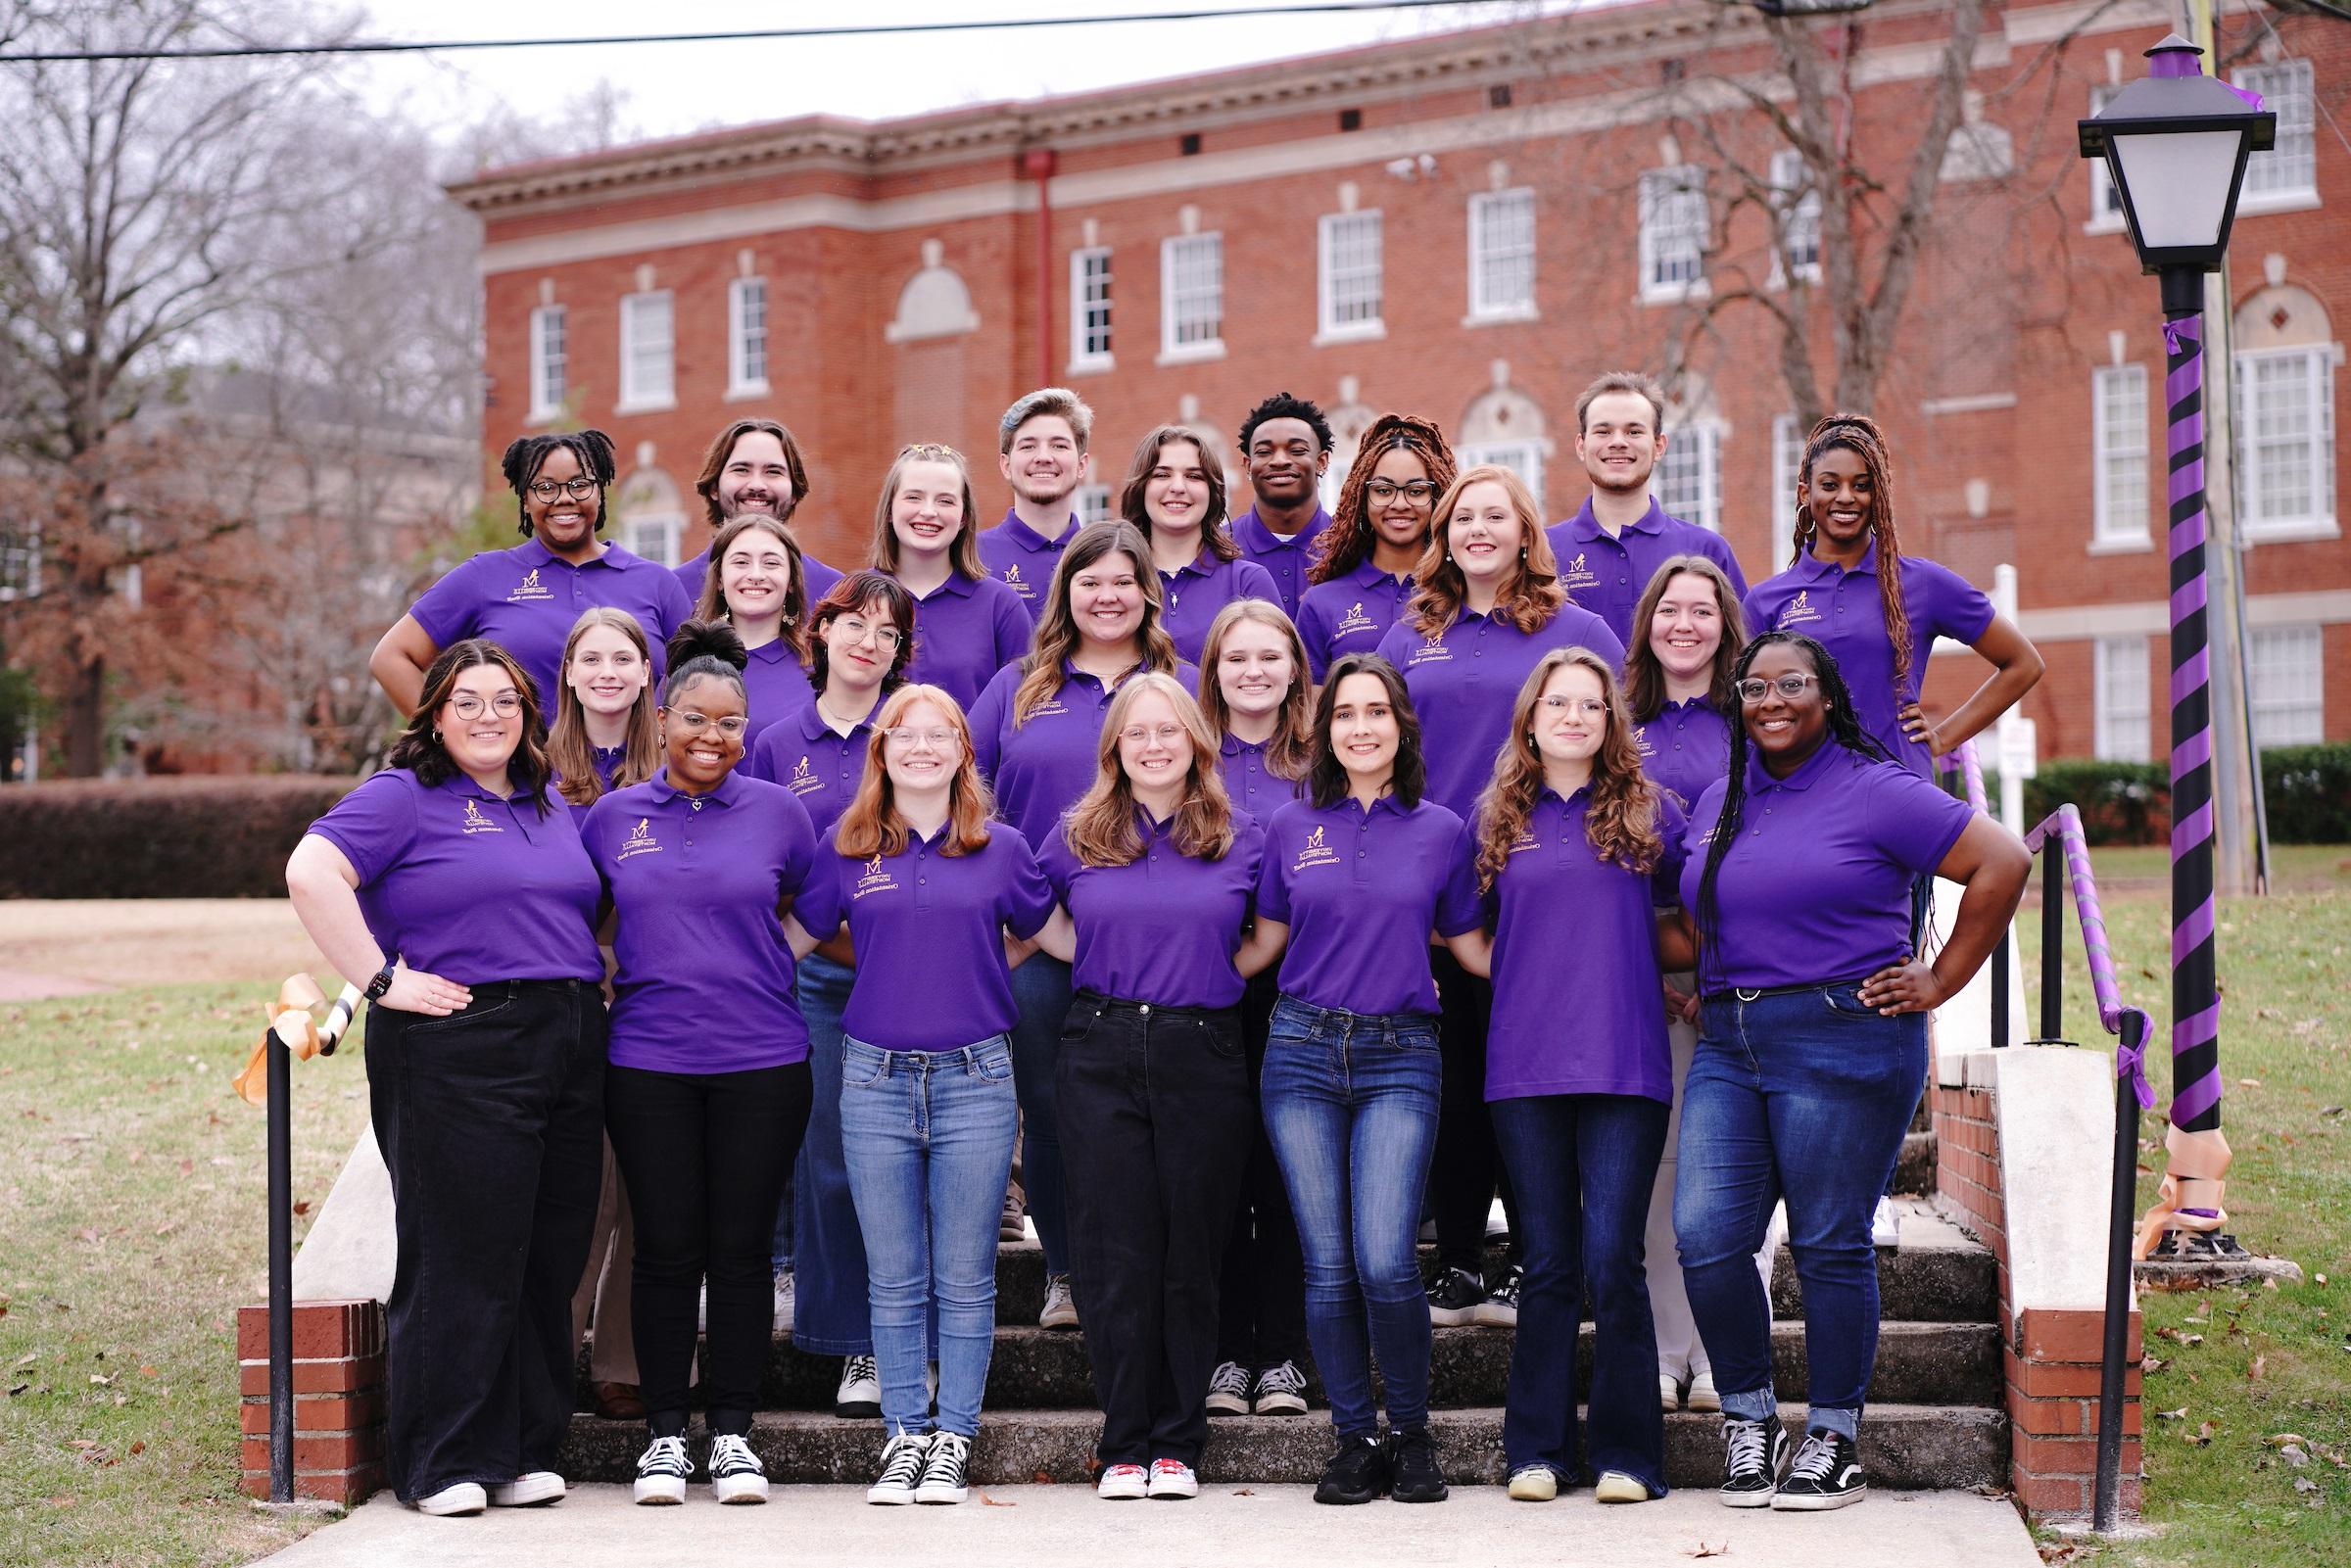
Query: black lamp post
[[2077, 33, 2272, 1535]]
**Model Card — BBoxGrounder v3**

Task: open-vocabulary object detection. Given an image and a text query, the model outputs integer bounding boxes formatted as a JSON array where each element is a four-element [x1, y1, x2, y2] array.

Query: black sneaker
[[1718, 1415, 1790, 1508], [1205, 1360, 1252, 1417], [1313, 1433, 1389, 1504], [1772, 1428, 1867, 1510], [1470, 1263, 1521, 1328], [1387, 1424, 1449, 1503], [1424, 1266, 1484, 1327]]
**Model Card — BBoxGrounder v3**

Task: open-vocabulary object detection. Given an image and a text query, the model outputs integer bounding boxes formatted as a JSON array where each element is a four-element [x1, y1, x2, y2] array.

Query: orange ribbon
[[232, 974, 350, 1107]]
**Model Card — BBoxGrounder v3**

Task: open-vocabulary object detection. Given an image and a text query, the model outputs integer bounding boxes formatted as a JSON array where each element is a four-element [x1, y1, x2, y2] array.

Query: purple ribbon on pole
[[2024, 804, 2158, 1110]]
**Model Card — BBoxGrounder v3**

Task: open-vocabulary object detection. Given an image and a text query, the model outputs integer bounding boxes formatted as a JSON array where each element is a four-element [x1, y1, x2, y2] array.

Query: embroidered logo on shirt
[[1291, 824, 1341, 874], [1002, 562, 1034, 599], [1559, 551, 1599, 592], [1027, 697, 1071, 720], [506, 567, 554, 603], [616, 816, 662, 861], [1334, 601, 1376, 638], [458, 798, 504, 835], [1411, 633, 1453, 666], [1776, 589, 1821, 628], [853, 853, 900, 899], [787, 755, 821, 795], [1631, 725, 1656, 758], [1507, 828, 1540, 857]]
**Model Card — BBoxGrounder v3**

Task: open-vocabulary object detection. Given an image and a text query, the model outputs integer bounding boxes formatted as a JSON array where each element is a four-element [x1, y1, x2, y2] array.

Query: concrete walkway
[[255, 1483, 2040, 1567]]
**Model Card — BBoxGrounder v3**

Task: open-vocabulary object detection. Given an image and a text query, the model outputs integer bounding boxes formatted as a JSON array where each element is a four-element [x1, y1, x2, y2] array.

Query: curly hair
[[1691, 632, 1894, 993], [806, 571, 918, 697], [1622, 554, 1748, 724], [1119, 424, 1236, 563], [1312, 412, 1458, 584], [660, 619, 749, 708], [1011, 521, 1183, 725], [1406, 465, 1566, 638], [1471, 647, 1662, 892], [1062, 674, 1237, 866], [1238, 390, 1333, 455], [499, 429, 616, 541], [1794, 412, 1914, 695], [1195, 599, 1315, 783], [386, 639, 557, 815]]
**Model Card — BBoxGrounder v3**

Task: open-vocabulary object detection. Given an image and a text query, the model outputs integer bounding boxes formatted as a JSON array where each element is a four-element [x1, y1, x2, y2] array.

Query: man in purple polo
[[977, 388, 1094, 621], [1545, 372, 1747, 648], [671, 418, 841, 606], [1231, 392, 1334, 619]]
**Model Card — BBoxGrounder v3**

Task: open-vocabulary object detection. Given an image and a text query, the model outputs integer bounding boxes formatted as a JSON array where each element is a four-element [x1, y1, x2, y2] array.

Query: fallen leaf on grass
[[2294, 1477, 2320, 1495], [87, 1374, 112, 1387], [138, 1365, 156, 1377], [2280, 1446, 2309, 1468], [2239, 1078, 2262, 1088], [2248, 1355, 2268, 1382], [2155, 1406, 2190, 1421], [292, 1201, 311, 1217], [14, 1354, 33, 1367], [127, 1440, 144, 1456], [152, 1222, 176, 1239], [2185, 1421, 2217, 1446], [2265, 1434, 2311, 1447], [2142, 1354, 2169, 1375]]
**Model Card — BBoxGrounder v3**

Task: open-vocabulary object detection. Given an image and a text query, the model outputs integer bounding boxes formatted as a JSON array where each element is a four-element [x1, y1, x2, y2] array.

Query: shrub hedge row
[[1965, 741, 2351, 846], [0, 776, 357, 898]]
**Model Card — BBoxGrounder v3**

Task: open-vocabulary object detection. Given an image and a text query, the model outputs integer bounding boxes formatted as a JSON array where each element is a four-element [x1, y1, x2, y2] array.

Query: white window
[[0, 522, 39, 600], [618, 290, 675, 410], [626, 513, 682, 568], [1656, 421, 1724, 533], [1466, 188, 1536, 319], [1459, 442, 1544, 512], [2087, 84, 2126, 229], [1161, 233, 1224, 360], [2235, 60, 2316, 206], [1638, 165, 1707, 303], [1070, 247, 1113, 371], [2234, 346, 2336, 539], [1768, 150, 1821, 284], [2091, 364, 2150, 546], [1076, 484, 1114, 526], [528, 305, 566, 421], [2248, 625, 2326, 746], [2093, 636, 2151, 762], [727, 278, 768, 396], [1318, 211, 1384, 339], [1771, 412, 1802, 571]]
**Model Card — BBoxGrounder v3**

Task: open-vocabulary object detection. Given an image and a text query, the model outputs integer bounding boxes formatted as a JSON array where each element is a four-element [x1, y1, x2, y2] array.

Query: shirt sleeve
[[987, 580, 1032, 675], [408, 555, 485, 649], [744, 723, 786, 784], [651, 568, 696, 642], [1229, 813, 1267, 920], [969, 665, 1014, 781], [1703, 531, 1750, 598], [1863, 762, 1978, 878], [1235, 560, 1283, 609], [1649, 792, 1691, 908], [1567, 603, 1627, 670], [1431, 808, 1485, 937], [1911, 558, 1997, 647], [1036, 829, 1078, 905], [308, 771, 419, 887], [772, 785, 819, 900], [995, 830, 1057, 940], [1254, 808, 1294, 925], [792, 848, 847, 941], [1295, 594, 1333, 684]]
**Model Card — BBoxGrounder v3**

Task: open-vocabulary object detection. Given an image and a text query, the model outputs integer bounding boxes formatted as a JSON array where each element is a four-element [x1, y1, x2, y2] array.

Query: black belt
[[1076, 989, 1236, 1022], [1701, 975, 1873, 1005]]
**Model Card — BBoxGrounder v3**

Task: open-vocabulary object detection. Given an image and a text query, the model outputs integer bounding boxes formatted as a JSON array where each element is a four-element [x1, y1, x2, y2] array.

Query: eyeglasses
[[1366, 480, 1437, 503], [669, 711, 748, 738], [882, 726, 957, 749], [1735, 674, 1822, 704], [1538, 695, 1607, 718], [526, 476, 599, 501], [1119, 723, 1187, 745], [447, 692, 522, 720], [834, 616, 903, 650]]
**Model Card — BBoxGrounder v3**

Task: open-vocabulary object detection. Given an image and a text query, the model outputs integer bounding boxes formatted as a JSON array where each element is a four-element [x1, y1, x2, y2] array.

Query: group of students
[[287, 375, 2040, 1520]]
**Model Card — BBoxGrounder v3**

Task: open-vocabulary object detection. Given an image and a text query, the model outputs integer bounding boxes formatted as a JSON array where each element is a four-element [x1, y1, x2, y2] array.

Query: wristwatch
[[363, 960, 398, 1002]]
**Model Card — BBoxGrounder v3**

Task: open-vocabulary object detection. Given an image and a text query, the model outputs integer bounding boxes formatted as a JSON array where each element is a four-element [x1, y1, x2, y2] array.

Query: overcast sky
[[353, 0, 1596, 146]]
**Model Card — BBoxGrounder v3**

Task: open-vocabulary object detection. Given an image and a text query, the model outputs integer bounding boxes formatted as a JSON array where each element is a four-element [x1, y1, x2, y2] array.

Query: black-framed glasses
[[527, 476, 599, 502], [1735, 674, 1822, 704], [1366, 479, 1438, 503]]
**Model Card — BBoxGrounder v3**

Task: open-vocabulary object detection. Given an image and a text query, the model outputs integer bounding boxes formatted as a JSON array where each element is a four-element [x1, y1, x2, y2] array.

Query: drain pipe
[[1022, 147, 1058, 390]]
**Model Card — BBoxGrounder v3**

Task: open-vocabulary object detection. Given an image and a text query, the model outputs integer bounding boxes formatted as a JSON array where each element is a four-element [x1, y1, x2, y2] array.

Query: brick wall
[[237, 1299, 388, 1506]]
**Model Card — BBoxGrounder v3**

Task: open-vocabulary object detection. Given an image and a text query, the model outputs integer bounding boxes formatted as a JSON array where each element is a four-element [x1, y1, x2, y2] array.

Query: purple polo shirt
[[1680, 740, 1977, 992], [672, 546, 841, 609], [898, 570, 1032, 710], [1217, 734, 1305, 821], [1545, 499, 1749, 650], [1373, 603, 1627, 820], [1483, 787, 1688, 1104], [1297, 559, 1415, 682], [976, 509, 1080, 622], [584, 771, 818, 1074], [1233, 504, 1332, 618], [1743, 546, 1995, 779], [968, 657, 1201, 854], [745, 700, 876, 841], [1633, 696, 1733, 813], [558, 745, 630, 830], [794, 825, 1055, 1051], [409, 538, 692, 711], [1158, 549, 1282, 664], [1258, 795, 1481, 1018], [1040, 810, 1266, 1008], [308, 767, 600, 986], [742, 637, 815, 749]]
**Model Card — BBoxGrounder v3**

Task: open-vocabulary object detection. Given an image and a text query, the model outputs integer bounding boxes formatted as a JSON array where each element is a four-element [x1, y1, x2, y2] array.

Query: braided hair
[[1793, 413, 1914, 696], [1692, 632, 1892, 994], [499, 430, 618, 540], [1312, 412, 1458, 584]]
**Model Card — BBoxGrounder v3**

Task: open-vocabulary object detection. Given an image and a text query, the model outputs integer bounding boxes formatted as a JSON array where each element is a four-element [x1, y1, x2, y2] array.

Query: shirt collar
[[1331, 789, 1410, 821], [1796, 540, 1880, 581], [796, 693, 877, 742], [925, 570, 978, 600], [437, 771, 514, 804], [516, 535, 628, 572], [1220, 733, 1267, 760], [1351, 556, 1411, 588], [745, 637, 798, 666], [1563, 498, 1665, 543], [646, 767, 747, 807], [1745, 735, 1847, 796], [997, 507, 1080, 553], [1538, 780, 1594, 811], [1167, 546, 1219, 581], [1235, 505, 1330, 553]]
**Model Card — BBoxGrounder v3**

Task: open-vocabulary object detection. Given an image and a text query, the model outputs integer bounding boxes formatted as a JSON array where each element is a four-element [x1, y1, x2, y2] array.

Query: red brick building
[[449, 0, 2348, 762]]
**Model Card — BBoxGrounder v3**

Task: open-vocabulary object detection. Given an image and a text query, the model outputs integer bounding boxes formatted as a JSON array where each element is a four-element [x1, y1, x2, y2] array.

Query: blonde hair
[[1471, 647, 1663, 891], [1062, 673, 1236, 867], [1406, 465, 1566, 638], [870, 443, 984, 580], [1194, 599, 1313, 782], [547, 607, 660, 809]]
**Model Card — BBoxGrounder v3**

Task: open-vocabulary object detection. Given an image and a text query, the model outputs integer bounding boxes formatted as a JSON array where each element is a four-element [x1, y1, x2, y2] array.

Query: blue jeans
[[839, 1035, 1018, 1438], [1259, 995, 1441, 1438], [1007, 954, 1074, 1276], [1674, 985, 1928, 1442], [790, 955, 870, 1355], [1491, 1092, 1669, 1492]]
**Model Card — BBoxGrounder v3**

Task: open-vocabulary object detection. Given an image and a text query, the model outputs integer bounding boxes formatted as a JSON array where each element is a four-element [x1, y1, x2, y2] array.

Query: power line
[[0, 1, 1548, 65]]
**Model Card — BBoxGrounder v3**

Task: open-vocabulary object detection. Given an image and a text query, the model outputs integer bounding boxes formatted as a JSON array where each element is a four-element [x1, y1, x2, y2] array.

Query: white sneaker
[[1039, 1273, 1080, 1330], [1872, 1197, 1899, 1249], [1686, 1370, 1721, 1412], [1659, 1373, 1682, 1412], [1096, 1461, 1150, 1499], [915, 1430, 972, 1504], [416, 1481, 486, 1515], [867, 1431, 933, 1505], [836, 1354, 882, 1419], [1145, 1458, 1199, 1499], [633, 1436, 691, 1505], [772, 1271, 794, 1339], [487, 1471, 564, 1506], [1205, 1360, 1252, 1416], [708, 1433, 768, 1504]]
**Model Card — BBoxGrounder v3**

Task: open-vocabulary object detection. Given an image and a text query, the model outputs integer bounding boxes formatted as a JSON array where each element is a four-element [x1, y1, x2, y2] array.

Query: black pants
[[1059, 993, 1254, 1467], [606, 1060, 813, 1438], [365, 980, 606, 1500], [1430, 949, 1519, 1274], [1214, 973, 1309, 1368]]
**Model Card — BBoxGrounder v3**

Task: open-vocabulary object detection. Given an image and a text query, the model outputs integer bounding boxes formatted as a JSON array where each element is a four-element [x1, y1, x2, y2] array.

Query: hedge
[[2261, 741, 2351, 843], [0, 775, 358, 898], [1960, 740, 2351, 846]]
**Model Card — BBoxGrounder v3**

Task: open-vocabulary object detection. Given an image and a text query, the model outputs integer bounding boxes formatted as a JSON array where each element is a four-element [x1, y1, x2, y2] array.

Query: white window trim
[[1464, 187, 1539, 326], [2247, 624, 2326, 747], [1075, 484, 1114, 526], [1068, 246, 1114, 375], [1770, 412, 1801, 573], [726, 277, 769, 401], [527, 305, 565, 424], [2092, 636, 2151, 762], [1158, 232, 1227, 366], [1460, 441, 1546, 514], [617, 290, 677, 414], [625, 511, 685, 569], [1637, 165, 1709, 307], [2233, 60, 2318, 211], [1766, 150, 1823, 290], [2091, 362, 2151, 550], [2234, 342, 2340, 545], [1315, 210, 1386, 345], [1657, 419, 1726, 534]]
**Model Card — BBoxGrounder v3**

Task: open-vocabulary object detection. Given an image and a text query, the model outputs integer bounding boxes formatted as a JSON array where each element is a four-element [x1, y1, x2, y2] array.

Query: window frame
[[1767, 149, 1822, 286], [726, 277, 769, 399], [2247, 624, 2326, 747], [1069, 246, 1114, 373], [2092, 635, 2152, 763], [2233, 59, 2317, 210], [1458, 441, 1544, 514], [528, 304, 566, 423], [1771, 412, 1801, 572], [1655, 419, 1725, 533], [1159, 232, 1226, 363], [1466, 187, 1537, 322], [1637, 164, 1708, 305], [2233, 344, 2339, 543], [617, 289, 677, 412], [2091, 363, 2151, 549], [1316, 210, 1386, 342]]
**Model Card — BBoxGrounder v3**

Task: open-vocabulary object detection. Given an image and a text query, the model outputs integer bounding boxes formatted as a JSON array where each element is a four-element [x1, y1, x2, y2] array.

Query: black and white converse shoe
[[1252, 1359, 1309, 1416], [1424, 1266, 1484, 1327], [836, 1354, 882, 1419], [1717, 1416, 1790, 1508], [707, 1432, 768, 1504], [1471, 1263, 1522, 1328], [867, 1431, 934, 1505], [1205, 1360, 1252, 1417], [1773, 1428, 1867, 1510], [915, 1430, 972, 1504], [632, 1434, 692, 1505]]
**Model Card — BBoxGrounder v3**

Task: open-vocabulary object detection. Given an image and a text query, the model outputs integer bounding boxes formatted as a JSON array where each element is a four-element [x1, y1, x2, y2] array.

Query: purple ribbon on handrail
[[2023, 803, 2158, 1110], [1955, 736, 1990, 816]]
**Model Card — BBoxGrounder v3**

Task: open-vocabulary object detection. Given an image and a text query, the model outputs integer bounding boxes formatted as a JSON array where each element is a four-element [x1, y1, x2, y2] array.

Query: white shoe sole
[[713, 1476, 769, 1504], [416, 1484, 486, 1516], [1660, 1378, 1682, 1413], [1097, 1481, 1149, 1500], [487, 1474, 565, 1506], [1205, 1393, 1250, 1416], [634, 1478, 687, 1505], [1147, 1483, 1199, 1499], [1718, 1486, 1776, 1508], [1253, 1393, 1307, 1416], [915, 1484, 969, 1504], [1039, 1311, 1080, 1330], [866, 1485, 916, 1505], [1686, 1381, 1721, 1413], [1773, 1484, 1869, 1511]]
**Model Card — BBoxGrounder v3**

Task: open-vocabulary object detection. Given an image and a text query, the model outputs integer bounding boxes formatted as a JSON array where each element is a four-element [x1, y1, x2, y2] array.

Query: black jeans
[[1058, 992, 1254, 1467], [1430, 949, 1519, 1274], [1214, 972, 1309, 1368], [365, 979, 606, 1500], [606, 1060, 813, 1438]]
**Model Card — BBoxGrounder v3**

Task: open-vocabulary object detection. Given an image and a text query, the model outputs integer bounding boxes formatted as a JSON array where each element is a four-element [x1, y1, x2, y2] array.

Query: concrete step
[[558, 1402, 2009, 1491]]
